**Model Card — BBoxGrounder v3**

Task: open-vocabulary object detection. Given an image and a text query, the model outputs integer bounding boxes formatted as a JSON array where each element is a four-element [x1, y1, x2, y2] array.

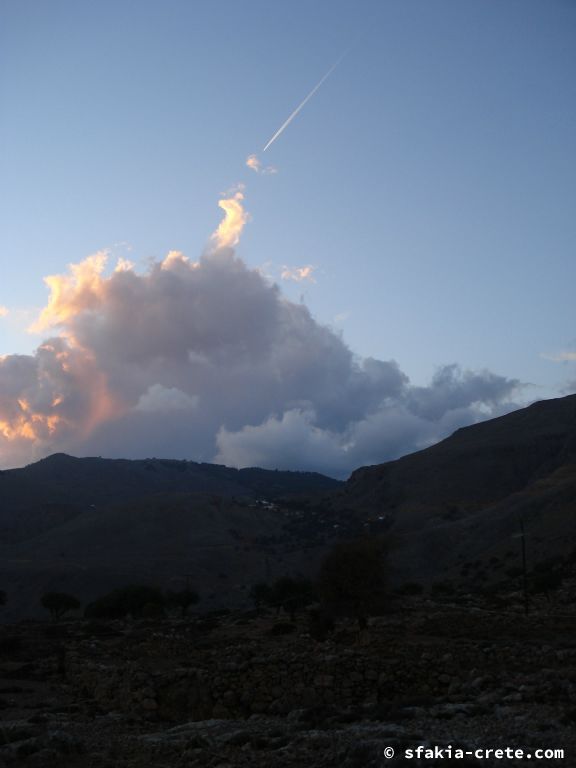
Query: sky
[[0, 0, 575, 476]]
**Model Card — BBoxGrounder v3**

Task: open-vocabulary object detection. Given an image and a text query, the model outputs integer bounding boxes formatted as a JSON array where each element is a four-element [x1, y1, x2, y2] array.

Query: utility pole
[[520, 518, 528, 615], [512, 517, 529, 615]]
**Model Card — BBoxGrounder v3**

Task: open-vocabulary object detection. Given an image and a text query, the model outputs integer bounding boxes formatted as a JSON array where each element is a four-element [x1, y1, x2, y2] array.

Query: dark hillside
[[335, 394, 576, 584], [0, 453, 340, 544]]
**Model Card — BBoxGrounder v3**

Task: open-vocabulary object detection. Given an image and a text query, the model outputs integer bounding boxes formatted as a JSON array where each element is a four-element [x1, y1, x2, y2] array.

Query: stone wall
[[63, 623, 479, 721], [64, 610, 576, 724]]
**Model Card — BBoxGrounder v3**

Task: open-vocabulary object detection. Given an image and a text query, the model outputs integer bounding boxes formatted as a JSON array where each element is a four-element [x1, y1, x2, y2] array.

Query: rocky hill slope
[[335, 394, 576, 584]]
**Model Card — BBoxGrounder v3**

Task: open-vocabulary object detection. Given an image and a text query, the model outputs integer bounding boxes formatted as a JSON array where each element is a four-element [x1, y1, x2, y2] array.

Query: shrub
[[431, 581, 455, 597], [85, 585, 165, 619], [249, 582, 273, 610], [165, 587, 200, 618], [307, 608, 335, 641], [270, 577, 316, 621], [250, 578, 315, 621], [530, 569, 563, 596], [318, 536, 387, 629], [396, 582, 424, 596]]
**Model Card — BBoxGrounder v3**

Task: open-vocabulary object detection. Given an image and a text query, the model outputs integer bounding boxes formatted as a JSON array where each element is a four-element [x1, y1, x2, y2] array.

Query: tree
[[307, 607, 335, 642], [165, 587, 200, 618], [318, 537, 388, 629], [85, 585, 165, 619], [249, 582, 273, 611], [41, 592, 81, 620]]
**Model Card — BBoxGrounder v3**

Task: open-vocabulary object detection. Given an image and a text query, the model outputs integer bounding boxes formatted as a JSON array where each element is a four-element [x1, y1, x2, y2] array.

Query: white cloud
[[215, 368, 522, 478], [135, 384, 198, 413], [280, 265, 317, 283], [333, 311, 350, 326], [541, 350, 576, 362]]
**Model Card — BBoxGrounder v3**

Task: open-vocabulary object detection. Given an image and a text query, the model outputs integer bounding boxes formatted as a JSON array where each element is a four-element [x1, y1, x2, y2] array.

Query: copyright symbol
[[383, 746, 395, 758]]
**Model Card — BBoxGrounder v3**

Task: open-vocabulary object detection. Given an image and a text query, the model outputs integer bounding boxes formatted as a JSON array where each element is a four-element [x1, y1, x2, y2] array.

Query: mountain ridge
[[0, 453, 341, 543], [1, 394, 575, 618]]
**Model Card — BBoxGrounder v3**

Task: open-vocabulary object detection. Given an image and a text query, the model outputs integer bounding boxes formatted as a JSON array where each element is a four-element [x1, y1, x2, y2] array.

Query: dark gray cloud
[[214, 371, 522, 476]]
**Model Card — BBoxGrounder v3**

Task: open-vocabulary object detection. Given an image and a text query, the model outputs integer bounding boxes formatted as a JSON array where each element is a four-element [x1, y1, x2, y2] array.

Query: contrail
[[263, 51, 348, 153]]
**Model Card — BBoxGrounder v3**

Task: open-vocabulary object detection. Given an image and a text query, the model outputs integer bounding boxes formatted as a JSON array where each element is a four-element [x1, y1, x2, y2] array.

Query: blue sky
[[0, 0, 575, 472]]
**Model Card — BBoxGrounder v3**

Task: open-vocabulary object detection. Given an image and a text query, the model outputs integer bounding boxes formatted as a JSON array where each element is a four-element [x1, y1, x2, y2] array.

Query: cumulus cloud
[[0, 192, 524, 476], [30, 251, 109, 332]]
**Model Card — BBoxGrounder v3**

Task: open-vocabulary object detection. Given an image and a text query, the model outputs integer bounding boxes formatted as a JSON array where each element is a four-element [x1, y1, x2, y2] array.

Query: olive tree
[[318, 537, 388, 629]]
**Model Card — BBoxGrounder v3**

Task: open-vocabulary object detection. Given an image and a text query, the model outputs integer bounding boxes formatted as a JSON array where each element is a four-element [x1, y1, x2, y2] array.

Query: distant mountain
[[0, 453, 340, 544], [0, 455, 341, 619], [335, 394, 576, 584], [0, 492, 328, 620]]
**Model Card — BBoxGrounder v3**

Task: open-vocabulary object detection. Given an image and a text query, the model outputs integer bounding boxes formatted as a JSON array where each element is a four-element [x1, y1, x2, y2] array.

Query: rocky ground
[[0, 595, 575, 767]]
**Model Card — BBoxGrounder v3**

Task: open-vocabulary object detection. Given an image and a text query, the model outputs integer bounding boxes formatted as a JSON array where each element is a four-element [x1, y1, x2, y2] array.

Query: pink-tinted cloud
[[245, 154, 277, 175]]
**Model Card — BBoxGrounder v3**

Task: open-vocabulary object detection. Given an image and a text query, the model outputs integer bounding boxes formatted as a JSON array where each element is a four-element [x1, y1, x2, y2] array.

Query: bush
[[431, 581, 455, 597], [85, 585, 165, 619], [165, 587, 200, 617], [396, 582, 423, 596], [0, 635, 23, 654], [530, 569, 563, 596], [249, 583, 273, 610], [249, 578, 315, 621]]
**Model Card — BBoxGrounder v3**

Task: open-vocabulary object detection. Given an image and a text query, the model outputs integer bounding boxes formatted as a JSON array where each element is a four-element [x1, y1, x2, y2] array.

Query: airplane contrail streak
[[263, 51, 348, 152]]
